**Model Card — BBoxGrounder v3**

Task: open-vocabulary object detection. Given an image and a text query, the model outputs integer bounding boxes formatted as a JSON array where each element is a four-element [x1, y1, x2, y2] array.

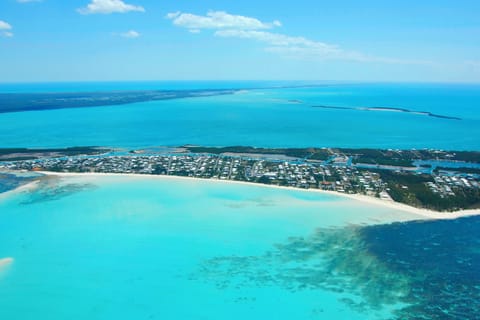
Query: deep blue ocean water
[[0, 82, 479, 150]]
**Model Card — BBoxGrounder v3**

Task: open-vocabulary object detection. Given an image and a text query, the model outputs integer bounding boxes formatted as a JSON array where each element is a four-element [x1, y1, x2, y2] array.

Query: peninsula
[[2, 146, 480, 213]]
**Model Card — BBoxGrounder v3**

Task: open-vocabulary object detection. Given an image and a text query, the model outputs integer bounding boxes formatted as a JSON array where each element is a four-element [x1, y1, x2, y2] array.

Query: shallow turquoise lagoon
[[0, 175, 421, 319]]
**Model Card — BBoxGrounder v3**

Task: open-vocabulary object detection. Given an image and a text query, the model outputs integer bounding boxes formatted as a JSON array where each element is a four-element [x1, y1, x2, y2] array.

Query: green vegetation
[[435, 167, 480, 174], [355, 157, 414, 167], [373, 170, 480, 211], [339, 148, 480, 166], [185, 146, 480, 167], [185, 146, 332, 162], [184, 146, 315, 158], [308, 150, 331, 161], [448, 151, 480, 163], [0, 147, 111, 161], [339, 148, 415, 166]]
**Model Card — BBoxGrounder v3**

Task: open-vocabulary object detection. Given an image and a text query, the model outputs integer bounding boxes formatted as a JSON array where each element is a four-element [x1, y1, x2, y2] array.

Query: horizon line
[[1, 79, 480, 85]]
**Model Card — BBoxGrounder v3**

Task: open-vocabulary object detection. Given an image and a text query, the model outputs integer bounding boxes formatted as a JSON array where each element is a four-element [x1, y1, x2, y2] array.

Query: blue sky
[[0, 0, 479, 82]]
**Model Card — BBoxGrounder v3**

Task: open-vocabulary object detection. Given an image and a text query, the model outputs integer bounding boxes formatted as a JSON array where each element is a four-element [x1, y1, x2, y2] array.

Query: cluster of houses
[[0, 154, 387, 195], [1, 152, 478, 200], [247, 160, 386, 195], [429, 175, 480, 198]]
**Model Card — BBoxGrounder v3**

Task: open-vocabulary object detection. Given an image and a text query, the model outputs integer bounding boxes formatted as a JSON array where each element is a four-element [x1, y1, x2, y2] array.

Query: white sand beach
[[35, 171, 480, 221]]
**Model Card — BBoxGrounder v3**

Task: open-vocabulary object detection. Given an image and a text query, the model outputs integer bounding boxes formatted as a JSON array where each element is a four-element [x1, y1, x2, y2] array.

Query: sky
[[0, 0, 479, 82]]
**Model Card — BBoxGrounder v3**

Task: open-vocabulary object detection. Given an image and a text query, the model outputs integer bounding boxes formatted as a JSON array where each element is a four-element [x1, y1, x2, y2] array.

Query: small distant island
[[312, 105, 462, 120], [1, 146, 480, 212]]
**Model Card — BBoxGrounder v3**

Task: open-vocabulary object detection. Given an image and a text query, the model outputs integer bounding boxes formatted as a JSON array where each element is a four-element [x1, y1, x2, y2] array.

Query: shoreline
[[0, 179, 39, 201], [33, 171, 480, 221]]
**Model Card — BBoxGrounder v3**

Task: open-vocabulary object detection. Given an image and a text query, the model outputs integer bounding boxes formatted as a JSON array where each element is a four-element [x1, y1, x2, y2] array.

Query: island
[[0, 90, 238, 114], [312, 105, 462, 120], [1, 146, 479, 212]]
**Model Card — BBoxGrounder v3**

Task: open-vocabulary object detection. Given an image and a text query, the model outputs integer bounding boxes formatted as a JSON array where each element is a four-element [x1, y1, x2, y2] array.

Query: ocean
[[0, 82, 479, 150], [1, 82, 479, 319]]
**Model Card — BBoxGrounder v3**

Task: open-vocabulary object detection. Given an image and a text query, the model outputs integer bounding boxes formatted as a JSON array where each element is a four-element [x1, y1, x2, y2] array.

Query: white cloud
[[216, 30, 338, 52], [168, 11, 429, 65], [78, 0, 145, 15], [119, 30, 140, 38], [0, 21, 12, 30], [215, 29, 430, 64], [0, 20, 13, 37], [166, 11, 281, 33], [166, 12, 181, 20], [215, 29, 354, 60]]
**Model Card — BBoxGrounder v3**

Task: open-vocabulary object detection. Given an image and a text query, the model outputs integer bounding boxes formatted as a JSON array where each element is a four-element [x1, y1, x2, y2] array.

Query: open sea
[[0, 82, 479, 150], [1, 82, 480, 319]]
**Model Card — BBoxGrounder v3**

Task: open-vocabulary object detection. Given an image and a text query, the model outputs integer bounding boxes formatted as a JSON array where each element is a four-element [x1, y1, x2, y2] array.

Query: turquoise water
[[0, 83, 479, 150], [0, 175, 421, 319], [0, 173, 36, 193], [1, 82, 480, 319]]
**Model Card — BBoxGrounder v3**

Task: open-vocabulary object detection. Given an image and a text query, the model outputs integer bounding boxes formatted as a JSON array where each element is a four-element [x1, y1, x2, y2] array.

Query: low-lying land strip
[[0, 147, 111, 162], [1, 146, 479, 212], [0, 90, 237, 113]]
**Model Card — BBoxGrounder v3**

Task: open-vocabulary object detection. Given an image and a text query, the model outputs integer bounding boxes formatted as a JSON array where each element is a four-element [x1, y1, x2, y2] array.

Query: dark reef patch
[[0, 172, 39, 194], [361, 216, 480, 319], [20, 177, 96, 204], [191, 216, 480, 319]]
